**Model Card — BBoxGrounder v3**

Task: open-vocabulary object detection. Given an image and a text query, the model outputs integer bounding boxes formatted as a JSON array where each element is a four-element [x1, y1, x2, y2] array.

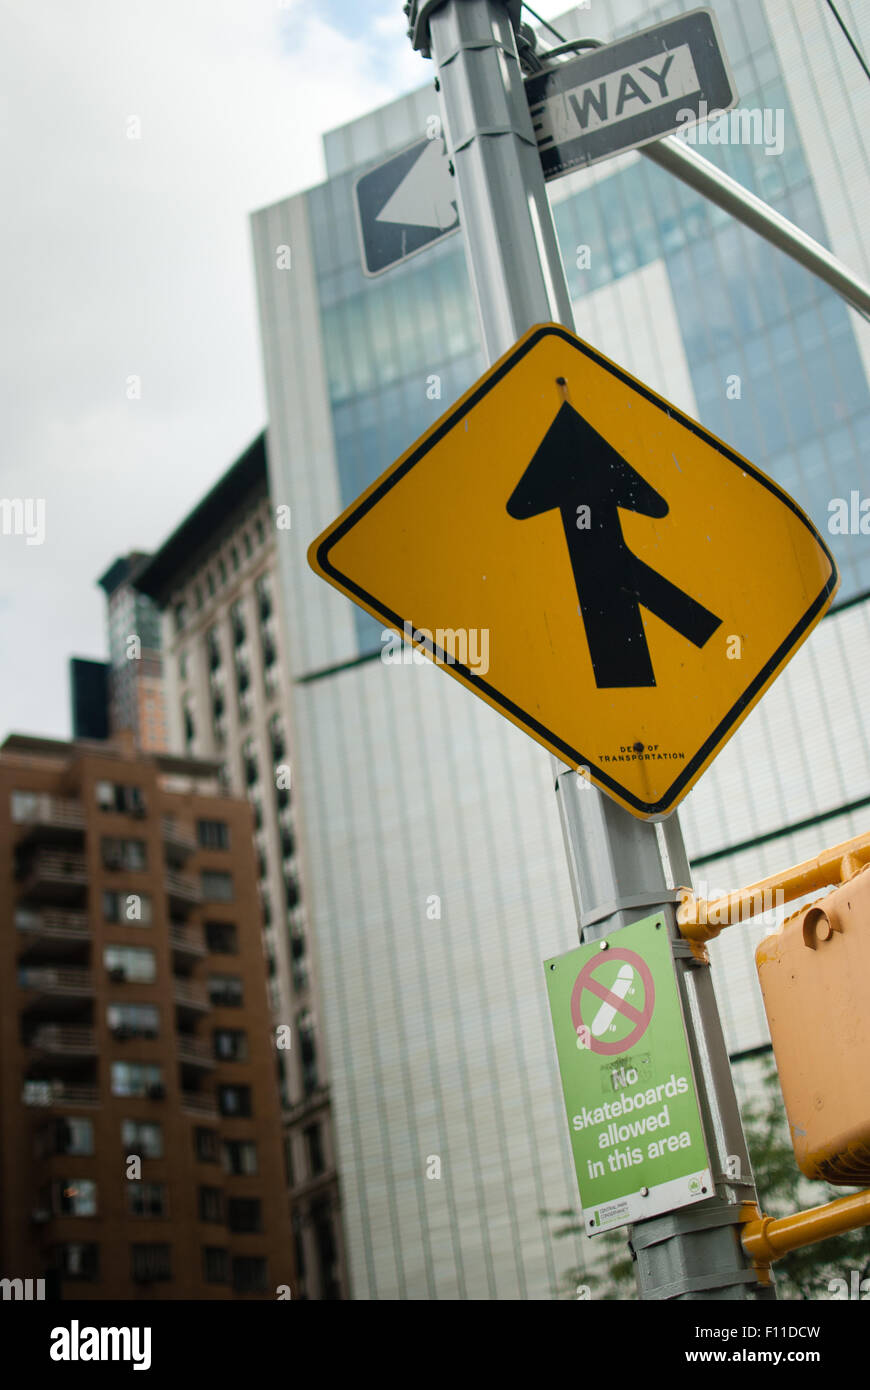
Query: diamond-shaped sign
[[309, 324, 838, 818]]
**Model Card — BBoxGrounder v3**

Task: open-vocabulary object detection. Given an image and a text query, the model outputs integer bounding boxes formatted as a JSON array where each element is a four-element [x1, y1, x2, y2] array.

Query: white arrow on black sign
[[376, 138, 458, 234], [354, 136, 459, 277]]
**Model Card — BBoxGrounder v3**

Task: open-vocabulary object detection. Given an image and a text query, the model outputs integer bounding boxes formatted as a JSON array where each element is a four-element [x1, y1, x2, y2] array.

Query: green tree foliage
[[739, 1062, 869, 1300]]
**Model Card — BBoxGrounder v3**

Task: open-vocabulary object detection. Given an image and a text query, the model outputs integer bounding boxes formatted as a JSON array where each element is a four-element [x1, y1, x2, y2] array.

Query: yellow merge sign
[[309, 324, 838, 819]]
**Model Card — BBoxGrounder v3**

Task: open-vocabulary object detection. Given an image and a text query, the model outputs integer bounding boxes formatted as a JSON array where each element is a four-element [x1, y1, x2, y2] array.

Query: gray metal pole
[[412, 0, 773, 1301]]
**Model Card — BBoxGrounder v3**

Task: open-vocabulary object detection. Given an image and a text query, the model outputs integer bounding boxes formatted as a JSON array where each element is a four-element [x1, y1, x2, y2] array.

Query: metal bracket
[[629, 1201, 745, 1250], [639, 1267, 765, 1301], [580, 890, 681, 931], [671, 938, 707, 963], [452, 124, 536, 153], [408, 0, 522, 57]]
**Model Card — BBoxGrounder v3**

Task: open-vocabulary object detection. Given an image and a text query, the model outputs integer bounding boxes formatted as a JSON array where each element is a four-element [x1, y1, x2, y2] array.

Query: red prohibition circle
[[570, 948, 655, 1056]]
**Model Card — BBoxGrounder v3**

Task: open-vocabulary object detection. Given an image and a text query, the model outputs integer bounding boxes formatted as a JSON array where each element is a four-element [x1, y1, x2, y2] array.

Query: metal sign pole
[[410, 0, 773, 1300]]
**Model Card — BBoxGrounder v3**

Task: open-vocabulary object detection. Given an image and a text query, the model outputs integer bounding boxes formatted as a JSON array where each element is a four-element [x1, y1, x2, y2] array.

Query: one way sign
[[309, 324, 837, 819], [354, 135, 460, 277], [525, 9, 736, 178]]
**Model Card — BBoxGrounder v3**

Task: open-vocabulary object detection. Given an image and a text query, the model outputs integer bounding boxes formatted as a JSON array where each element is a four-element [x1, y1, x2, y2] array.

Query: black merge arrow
[[506, 401, 721, 688]]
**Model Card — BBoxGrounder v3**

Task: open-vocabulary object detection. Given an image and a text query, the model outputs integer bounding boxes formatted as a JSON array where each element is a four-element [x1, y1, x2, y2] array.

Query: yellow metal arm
[[741, 1189, 870, 1263], [676, 829, 870, 944]]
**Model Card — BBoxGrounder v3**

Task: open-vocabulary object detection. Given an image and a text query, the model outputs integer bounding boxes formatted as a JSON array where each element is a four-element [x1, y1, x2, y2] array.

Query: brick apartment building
[[0, 731, 294, 1299]]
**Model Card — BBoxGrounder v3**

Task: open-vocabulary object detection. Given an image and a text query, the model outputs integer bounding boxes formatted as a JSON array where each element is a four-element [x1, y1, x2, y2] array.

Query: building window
[[203, 1246, 229, 1284], [207, 626, 222, 672], [128, 1182, 167, 1218], [194, 584, 203, 610], [194, 1127, 220, 1163], [111, 1063, 164, 1098], [243, 531, 253, 558], [311, 1197, 340, 1299], [255, 572, 271, 619], [268, 713, 285, 761], [36, 1117, 94, 1159], [174, 601, 187, 634], [179, 649, 188, 680], [104, 945, 156, 983], [102, 890, 152, 925], [227, 1197, 261, 1234], [292, 1209, 306, 1281], [52, 1179, 97, 1217], [201, 870, 233, 902], [208, 976, 243, 1008], [222, 1140, 258, 1176], [54, 1243, 99, 1281], [218, 1084, 251, 1118], [121, 1120, 163, 1159], [205, 920, 237, 954], [304, 1124, 325, 1177], [213, 1028, 247, 1061], [232, 1257, 267, 1294], [131, 1244, 171, 1283], [297, 1010, 319, 1095], [231, 546, 240, 573], [206, 571, 216, 598], [197, 819, 230, 850], [198, 1186, 224, 1223], [108, 1002, 159, 1040], [231, 599, 246, 646], [96, 782, 145, 814], [101, 837, 147, 872]]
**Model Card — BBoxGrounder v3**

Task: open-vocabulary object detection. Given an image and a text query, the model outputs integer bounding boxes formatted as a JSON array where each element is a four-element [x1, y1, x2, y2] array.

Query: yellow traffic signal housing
[[756, 868, 870, 1184]]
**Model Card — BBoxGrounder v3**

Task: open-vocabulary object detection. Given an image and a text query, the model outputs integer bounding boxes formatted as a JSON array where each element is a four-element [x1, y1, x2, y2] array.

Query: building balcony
[[27, 1025, 98, 1061], [177, 1036, 215, 1069], [173, 979, 209, 1013], [22, 1080, 100, 1108], [181, 1090, 218, 1118], [15, 908, 90, 959], [162, 816, 196, 865], [19, 966, 94, 1012], [15, 851, 88, 904], [169, 923, 206, 962], [14, 796, 85, 845], [165, 871, 201, 910]]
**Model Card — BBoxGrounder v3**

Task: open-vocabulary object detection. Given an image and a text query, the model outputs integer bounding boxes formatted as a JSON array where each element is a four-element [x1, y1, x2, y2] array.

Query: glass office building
[[251, 0, 870, 1297]]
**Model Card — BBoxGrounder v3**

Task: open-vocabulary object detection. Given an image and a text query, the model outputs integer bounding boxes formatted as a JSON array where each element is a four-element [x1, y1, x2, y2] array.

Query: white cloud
[[0, 0, 431, 738]]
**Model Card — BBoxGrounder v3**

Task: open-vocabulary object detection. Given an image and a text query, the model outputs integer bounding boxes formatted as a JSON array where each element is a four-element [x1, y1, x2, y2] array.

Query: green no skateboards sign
[[544, 914, 712, 1234]]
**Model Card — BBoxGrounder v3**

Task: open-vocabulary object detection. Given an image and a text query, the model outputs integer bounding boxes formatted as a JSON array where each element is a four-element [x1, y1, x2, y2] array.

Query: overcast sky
[[0, 0, 573, 742]]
